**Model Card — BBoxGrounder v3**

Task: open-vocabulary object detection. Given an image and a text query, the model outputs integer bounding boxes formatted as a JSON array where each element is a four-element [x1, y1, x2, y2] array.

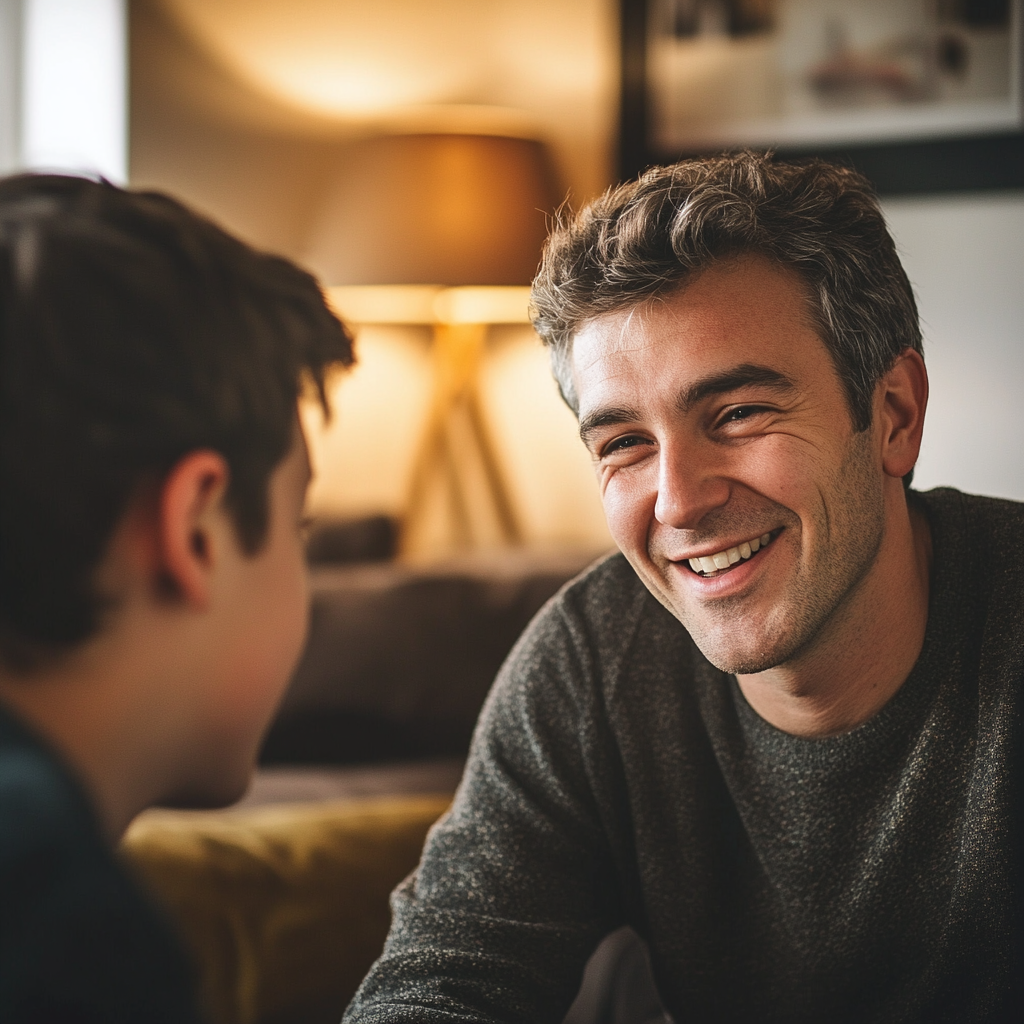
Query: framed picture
[[620, 0, 1024, 193]]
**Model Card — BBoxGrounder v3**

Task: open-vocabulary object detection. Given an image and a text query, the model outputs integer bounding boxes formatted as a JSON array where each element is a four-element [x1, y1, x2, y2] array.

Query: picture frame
[[619, 0, 1024, 193]]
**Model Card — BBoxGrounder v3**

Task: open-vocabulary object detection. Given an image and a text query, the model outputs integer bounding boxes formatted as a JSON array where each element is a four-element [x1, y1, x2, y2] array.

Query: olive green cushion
[[122, 796, 450, 1024]]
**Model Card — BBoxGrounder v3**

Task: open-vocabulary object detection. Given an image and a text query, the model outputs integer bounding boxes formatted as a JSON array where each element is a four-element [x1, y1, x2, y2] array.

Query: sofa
[[261, 543, 603, 766], [124, 786, 451, 1024]]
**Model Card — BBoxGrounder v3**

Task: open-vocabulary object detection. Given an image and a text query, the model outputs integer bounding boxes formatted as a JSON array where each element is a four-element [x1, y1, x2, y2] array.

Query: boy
[[0, 174, 353, 1022]]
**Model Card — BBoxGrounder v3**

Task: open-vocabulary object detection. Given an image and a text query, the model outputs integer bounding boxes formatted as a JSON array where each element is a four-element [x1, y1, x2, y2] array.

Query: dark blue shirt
[[0, 701, 202, 1023]]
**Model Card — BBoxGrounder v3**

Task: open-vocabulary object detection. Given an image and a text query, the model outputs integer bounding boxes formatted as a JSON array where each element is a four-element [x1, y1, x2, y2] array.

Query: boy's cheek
[[202, 576, 308, 767], [218, 603, 307, 728]]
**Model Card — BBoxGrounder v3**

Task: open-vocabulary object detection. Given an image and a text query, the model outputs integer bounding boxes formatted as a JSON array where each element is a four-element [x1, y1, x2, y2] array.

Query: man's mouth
[[685, 530, 778, 578]]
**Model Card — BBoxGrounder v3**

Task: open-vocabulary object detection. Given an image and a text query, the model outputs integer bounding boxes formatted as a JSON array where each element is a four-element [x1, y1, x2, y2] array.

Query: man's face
[[571, 256, 888, 675]]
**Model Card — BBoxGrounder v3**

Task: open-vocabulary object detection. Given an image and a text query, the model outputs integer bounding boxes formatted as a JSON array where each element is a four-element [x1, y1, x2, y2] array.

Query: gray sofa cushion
[[260, 549, 605, 764]]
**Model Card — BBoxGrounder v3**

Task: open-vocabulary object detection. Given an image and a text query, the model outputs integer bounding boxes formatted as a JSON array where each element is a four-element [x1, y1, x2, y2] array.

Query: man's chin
[[683, 617, 797, 676], [701, 648, 783, 676]]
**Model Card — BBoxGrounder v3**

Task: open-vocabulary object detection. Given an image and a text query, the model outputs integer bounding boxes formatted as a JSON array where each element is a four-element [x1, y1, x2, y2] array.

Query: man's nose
[[653, 440, 730, 529]]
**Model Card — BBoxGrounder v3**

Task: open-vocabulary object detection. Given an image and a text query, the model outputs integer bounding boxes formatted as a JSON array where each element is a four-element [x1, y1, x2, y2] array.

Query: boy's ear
[[877, 348, 928, 480], [158, 451, 231, 608]]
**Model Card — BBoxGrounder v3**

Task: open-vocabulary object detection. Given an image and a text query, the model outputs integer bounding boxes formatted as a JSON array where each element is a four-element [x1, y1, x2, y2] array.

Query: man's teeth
[[689, 533, 773, 575]]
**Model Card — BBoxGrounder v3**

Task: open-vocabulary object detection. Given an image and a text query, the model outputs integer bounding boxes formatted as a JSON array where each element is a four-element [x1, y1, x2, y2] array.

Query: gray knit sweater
[[344, 488, 1023, 1023]]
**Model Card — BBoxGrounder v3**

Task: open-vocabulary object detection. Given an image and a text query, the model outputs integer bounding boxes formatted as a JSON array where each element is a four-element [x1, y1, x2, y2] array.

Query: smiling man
[[571, 252, 930, 740], [345, 154, 1022, 1024]]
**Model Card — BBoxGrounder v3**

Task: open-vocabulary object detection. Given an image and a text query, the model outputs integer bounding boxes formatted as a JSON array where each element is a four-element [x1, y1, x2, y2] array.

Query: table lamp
[[304, 131, 561, 556]]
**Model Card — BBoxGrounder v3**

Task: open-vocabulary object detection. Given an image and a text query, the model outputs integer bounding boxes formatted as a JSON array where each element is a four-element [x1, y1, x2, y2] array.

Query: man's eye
[[602, 435, 650, 456], [722, 405, 766, 423]]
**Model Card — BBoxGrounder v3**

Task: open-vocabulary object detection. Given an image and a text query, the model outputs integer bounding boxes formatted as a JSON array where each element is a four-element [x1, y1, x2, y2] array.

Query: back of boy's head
[[0, 174, 354, 671]]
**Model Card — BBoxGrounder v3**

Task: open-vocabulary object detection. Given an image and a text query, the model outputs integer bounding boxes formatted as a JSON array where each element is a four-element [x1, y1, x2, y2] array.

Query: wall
[[882, 192, 1024, 501], [130, 0, 1024, 545], [129, 0, 617, 553], [130, 0, 344, 259], [1, 0, 127, 180], [130, 0, 618, 258]]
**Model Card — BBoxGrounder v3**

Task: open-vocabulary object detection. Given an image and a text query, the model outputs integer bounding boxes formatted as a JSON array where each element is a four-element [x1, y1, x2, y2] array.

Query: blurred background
[[2, 0, 1022, 561], [3, 5, 1022, 1020], [125, 0, 620, 560], [3, 0, 1022, 754], [1, 1, 1022, 746]]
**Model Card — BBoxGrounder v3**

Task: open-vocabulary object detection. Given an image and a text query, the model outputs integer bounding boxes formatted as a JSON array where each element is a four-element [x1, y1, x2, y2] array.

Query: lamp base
[[400, 322, 522, 558]]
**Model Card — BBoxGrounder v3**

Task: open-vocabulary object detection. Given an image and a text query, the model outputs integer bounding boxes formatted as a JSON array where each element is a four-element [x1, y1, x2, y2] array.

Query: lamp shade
[[303, 132, 561, 287]]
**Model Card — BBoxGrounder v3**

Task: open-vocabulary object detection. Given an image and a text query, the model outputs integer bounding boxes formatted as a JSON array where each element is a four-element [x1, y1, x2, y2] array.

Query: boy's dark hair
[[531, 152, 923, 432], [0, 174, 354, 669]]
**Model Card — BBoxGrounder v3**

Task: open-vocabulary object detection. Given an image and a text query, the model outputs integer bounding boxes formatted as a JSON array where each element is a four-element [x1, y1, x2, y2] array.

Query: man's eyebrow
[[578, 406, 642, 447], [577, 365, 797, 447], [678, 364, 797, 412]]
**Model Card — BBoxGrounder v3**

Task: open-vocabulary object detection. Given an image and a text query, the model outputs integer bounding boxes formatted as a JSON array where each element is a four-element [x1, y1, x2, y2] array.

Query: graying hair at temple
[[529, 151, 923, 433]]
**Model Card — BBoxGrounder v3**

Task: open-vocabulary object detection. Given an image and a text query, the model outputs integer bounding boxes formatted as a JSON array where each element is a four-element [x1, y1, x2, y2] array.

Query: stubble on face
[[666, 424, 887, 676], [574, 256, 903, 686]]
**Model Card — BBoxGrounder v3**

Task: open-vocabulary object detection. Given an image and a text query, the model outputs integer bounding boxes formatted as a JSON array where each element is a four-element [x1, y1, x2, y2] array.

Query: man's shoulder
[[917, 485, 1024, 526], [917, 486, 1024, 582], [518, 550, 661, 654], [916, 487, 1024, 669], [559, 549, 652, 615], [495, 550, 693, 708]]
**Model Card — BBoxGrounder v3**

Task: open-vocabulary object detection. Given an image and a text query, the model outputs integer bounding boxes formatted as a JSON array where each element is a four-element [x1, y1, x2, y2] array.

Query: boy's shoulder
[[0, 702, 201, 1024], [0, 702, 94, 878]]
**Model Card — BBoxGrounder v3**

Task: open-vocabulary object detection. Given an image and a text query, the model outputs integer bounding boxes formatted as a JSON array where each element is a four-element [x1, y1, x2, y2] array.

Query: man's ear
[[158, 451, 231, 608], [876, 348, 929, 480]]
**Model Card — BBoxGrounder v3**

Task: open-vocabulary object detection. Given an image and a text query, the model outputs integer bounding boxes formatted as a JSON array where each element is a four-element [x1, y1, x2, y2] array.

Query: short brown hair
[[530, 152, 922, 431], [0, 174, 354, 668]]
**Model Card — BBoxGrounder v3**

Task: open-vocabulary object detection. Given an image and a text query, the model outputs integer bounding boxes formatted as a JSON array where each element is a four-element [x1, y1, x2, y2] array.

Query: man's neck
[[735, 496, 933, 738]]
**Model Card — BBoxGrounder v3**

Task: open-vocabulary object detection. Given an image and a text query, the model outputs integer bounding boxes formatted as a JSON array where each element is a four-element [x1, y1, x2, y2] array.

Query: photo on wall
[[647, 0, 1021, 153]]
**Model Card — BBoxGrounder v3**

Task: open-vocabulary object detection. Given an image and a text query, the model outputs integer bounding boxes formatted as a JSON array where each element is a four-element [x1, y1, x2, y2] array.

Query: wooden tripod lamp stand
[[305, 131, 560, 557]]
